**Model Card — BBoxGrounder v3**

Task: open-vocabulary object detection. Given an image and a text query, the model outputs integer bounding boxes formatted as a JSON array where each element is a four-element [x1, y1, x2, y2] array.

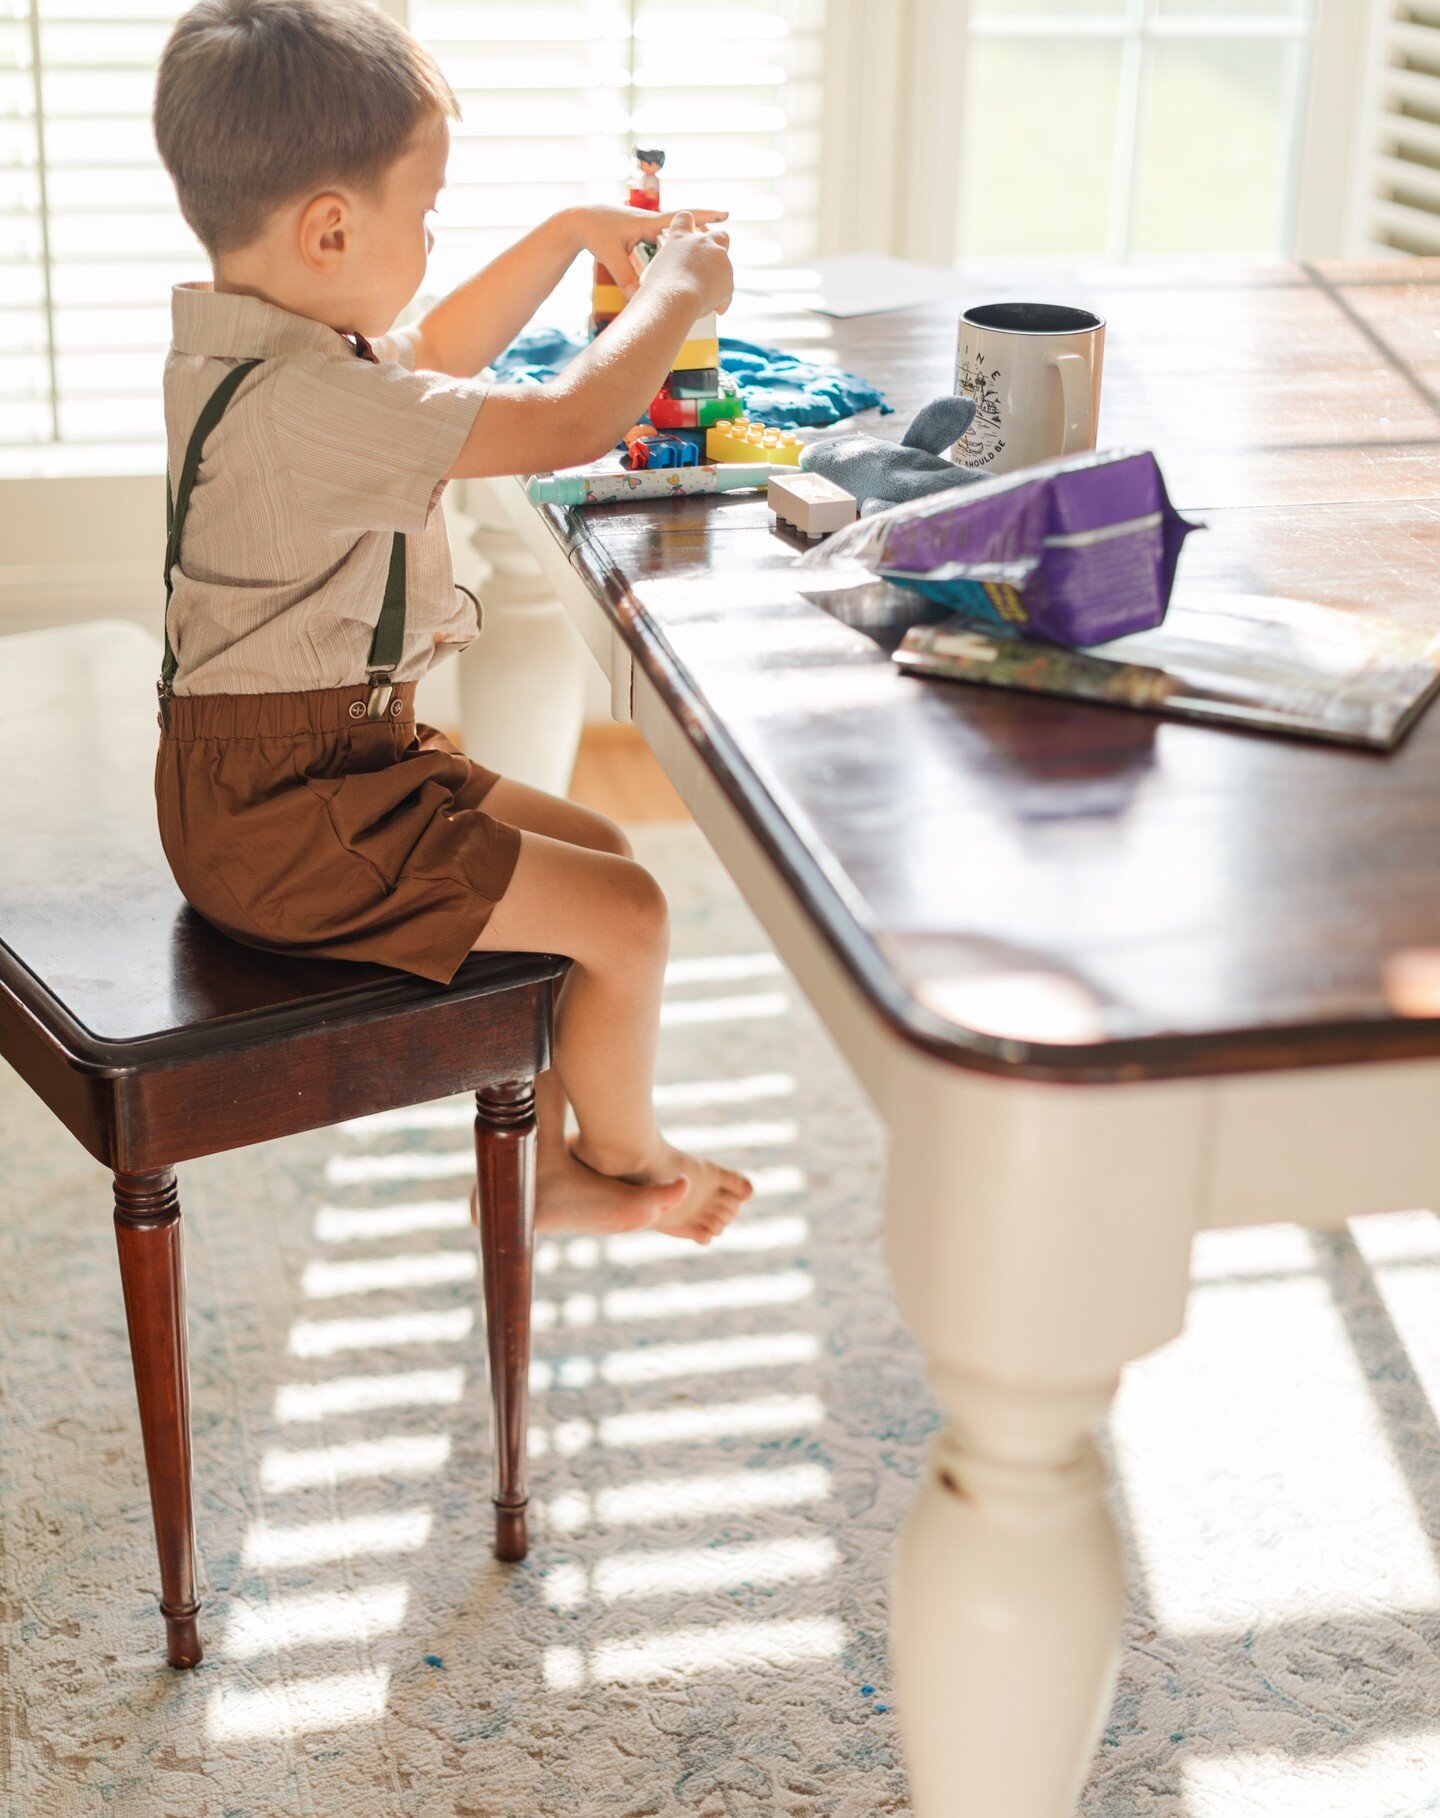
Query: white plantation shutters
[[1355, 1, 1440, 255], [2, 2, 201, 455], [412, 0, 825, 318], [1, 0, 825, 459]]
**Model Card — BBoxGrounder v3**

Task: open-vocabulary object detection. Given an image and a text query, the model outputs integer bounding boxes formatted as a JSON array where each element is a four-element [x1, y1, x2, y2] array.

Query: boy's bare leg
[[465, 781, 677, 1234], [472, 821, 752, 1245]]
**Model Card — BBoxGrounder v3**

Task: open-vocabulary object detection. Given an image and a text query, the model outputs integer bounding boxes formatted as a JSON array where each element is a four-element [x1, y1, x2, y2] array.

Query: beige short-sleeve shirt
[[163, 283, 488, 696]]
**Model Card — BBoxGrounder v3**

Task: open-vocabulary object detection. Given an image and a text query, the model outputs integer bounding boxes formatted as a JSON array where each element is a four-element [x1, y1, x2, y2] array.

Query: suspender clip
[[157, 676, 172, 732], [365, 672, 395, 720]]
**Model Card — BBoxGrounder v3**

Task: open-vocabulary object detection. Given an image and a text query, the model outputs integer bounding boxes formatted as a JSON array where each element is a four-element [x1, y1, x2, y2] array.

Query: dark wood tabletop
[[535, 259, 1440, 1083]]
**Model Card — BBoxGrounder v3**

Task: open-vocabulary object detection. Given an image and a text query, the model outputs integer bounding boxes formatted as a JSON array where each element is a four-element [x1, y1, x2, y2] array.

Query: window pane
[[1154, 0, 1307, 16], [958, 36, 1123, 255], [1134, 37, 1294, 254], [972, 0, 1126, 15], [59, 391, 164, 442]]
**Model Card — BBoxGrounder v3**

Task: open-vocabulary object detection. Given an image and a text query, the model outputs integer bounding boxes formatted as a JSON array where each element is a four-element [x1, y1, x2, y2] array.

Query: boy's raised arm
[[406, 203, 728, 382], [444, 213, 733, 479]]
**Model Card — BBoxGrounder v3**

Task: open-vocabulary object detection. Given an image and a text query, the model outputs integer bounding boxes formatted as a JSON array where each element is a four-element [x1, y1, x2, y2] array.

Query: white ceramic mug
[[952, 302, 1106, 476]]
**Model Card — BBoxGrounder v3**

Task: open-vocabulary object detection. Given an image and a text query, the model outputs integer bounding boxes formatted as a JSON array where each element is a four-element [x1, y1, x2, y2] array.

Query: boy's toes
[[721, 1167, 753, 1199], [703, 1196, 741, 1234]]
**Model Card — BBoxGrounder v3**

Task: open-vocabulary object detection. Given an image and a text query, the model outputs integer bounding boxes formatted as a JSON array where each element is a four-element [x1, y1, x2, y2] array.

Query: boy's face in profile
[[324, 114, 449, 335]]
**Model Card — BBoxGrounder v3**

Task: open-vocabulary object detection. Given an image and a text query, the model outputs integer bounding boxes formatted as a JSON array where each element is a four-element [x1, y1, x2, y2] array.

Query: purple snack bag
[[798, 448, 1201, 647]]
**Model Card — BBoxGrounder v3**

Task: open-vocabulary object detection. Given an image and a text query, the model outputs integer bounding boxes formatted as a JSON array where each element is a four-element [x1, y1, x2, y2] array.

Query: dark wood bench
[[0, 620, 565, 1669]]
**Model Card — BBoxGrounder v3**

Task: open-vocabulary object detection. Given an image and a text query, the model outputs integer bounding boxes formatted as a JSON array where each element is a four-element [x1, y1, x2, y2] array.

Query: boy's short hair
[[155, 0, 459, 257]]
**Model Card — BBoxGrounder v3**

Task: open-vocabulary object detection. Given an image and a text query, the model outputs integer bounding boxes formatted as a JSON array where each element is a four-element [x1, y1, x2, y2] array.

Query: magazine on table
[[891, 592, 1440, 752]]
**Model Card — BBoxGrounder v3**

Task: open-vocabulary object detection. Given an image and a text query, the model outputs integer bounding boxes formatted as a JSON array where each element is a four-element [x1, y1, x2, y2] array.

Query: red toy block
[[650, 395, 699, 428]]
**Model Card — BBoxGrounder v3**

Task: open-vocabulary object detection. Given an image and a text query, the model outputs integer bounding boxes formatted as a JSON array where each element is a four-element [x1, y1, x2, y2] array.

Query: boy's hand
[[575, 203, 728, 300], [648, 211, 734, 317]]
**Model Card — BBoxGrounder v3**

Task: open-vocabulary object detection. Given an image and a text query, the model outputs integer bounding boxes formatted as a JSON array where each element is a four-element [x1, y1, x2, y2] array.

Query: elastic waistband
[[162, 681, 419, 742]]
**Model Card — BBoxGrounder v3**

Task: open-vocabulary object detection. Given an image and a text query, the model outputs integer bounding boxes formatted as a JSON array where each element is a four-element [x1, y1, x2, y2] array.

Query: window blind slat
[[4, 0, 824, 456]]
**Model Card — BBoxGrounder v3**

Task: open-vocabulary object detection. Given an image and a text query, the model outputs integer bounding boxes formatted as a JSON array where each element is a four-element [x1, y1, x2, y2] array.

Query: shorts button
[[390, 698, 403, 717], [348, 700, 365, 720]]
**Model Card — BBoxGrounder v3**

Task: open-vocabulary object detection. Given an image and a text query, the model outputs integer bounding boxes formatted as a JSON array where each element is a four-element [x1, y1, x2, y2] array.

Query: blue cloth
[[714, 336, 891, 426], [488, 326, 890, 429]]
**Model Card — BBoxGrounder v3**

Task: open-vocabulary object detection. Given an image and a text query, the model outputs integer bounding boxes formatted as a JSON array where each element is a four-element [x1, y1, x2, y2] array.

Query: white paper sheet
[[741, 252, 964, 319]]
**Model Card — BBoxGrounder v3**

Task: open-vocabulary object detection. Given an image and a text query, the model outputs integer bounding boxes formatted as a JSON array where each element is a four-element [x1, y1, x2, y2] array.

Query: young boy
[[152, 0, 751, 1244]]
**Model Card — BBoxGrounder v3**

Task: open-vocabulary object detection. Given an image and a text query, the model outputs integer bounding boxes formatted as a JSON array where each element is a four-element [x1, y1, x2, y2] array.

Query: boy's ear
[[298, 193, 348, 271]]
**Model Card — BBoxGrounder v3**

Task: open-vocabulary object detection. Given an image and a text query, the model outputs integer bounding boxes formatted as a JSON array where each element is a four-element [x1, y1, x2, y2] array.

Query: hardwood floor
[[568, 723, 690, 823]]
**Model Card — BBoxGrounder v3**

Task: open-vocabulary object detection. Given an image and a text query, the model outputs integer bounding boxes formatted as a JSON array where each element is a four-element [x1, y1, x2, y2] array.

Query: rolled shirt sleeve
[[267, 353, 487, 537]]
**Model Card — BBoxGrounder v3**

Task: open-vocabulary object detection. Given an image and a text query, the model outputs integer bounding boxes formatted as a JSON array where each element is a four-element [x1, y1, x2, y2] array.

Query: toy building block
[[650, 391, 744, 429], [767, 471, 858, 539], [670, 336, 721, 372], [668, 367, 721, 399], [622, 424, 653, 461], [591, 282, 629, 317], [594, 263, 619, 287], [621, 426, 702, 470], [643, 433, 700, 468], [706, 418, 803, 465], [629, 240, 656, 282]]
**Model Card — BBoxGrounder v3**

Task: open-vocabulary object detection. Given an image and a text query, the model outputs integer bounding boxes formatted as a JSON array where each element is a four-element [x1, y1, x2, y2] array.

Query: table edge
[[531, 495, 1440, 1085]]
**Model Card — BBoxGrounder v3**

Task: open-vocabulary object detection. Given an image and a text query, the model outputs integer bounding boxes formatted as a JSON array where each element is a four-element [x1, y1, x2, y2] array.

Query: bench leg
[[474, 1080, 537, 1563], [113, 1169, 203, 1669]]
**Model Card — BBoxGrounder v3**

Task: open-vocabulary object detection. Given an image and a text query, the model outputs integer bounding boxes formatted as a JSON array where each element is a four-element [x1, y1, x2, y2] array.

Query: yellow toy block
[[705, 418, 803, 465], [591, 282, 629, 316], [670, 336, 721, 373]]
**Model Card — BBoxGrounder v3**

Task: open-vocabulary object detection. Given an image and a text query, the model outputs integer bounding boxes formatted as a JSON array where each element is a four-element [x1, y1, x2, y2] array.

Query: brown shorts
[[155, 682, 522, 985]]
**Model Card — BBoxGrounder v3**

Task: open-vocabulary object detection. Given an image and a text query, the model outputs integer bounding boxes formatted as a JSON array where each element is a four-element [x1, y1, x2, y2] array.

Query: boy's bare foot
[[572, 1138, 753, 1246], [469, 1154, 684, 1238]]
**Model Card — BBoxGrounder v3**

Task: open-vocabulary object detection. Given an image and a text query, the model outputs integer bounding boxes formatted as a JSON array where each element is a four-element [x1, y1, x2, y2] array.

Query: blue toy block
[[643, 433, 701, 468]]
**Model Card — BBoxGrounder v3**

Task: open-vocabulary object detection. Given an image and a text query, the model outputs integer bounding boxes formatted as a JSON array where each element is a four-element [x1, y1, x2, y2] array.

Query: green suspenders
[[160, 357, 408, 726]]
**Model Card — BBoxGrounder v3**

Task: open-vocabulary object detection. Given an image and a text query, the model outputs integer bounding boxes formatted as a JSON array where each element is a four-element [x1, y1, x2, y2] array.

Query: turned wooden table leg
[[474, 1079, 537, 1563], [879, 1072, 1206, 1813], [894, 1372, 1124, 1815], [113, 1169, 202, 1669]]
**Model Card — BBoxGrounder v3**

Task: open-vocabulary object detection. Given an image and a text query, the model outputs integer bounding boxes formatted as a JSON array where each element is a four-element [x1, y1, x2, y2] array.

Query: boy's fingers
[[654, 208, 728, 228], [708, 229, 731, 252]]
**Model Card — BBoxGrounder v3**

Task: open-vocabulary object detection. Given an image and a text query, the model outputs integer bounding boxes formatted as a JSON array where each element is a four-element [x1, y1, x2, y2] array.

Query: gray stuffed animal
[[799, 395, 984, 514]]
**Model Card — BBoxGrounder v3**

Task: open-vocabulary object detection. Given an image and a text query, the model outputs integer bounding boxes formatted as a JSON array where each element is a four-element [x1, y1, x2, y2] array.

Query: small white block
[[767, 472, 858, 538], [689, 310, 719, 340]]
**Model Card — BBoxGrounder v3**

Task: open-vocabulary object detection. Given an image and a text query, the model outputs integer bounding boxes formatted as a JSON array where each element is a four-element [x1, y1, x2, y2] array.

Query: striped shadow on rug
[[4, 824, 1440, 1817]]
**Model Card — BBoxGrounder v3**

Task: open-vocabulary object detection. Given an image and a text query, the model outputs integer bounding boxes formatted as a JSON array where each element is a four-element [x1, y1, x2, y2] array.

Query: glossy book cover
[[894, 593, 1440, 752]]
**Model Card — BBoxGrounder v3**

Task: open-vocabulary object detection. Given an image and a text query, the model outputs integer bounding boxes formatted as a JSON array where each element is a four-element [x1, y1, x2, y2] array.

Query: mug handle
[[1053, 351, 1095, 455]]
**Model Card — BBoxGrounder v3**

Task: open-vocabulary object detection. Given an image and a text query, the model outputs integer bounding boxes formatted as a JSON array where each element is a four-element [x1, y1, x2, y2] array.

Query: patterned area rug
[[3, 824, 1440, 1817]]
